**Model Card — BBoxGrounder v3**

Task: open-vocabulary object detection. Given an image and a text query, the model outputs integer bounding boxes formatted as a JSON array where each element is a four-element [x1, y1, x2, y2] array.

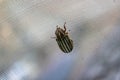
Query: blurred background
[[0, 0, 120, 80]]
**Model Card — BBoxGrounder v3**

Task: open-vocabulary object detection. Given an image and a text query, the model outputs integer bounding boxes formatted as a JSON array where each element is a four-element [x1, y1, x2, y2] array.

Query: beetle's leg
[[71, 39, 73, 45], [63, 22, 66, 32], [66, 30, 70, 34], [51, 37, 56, 39]]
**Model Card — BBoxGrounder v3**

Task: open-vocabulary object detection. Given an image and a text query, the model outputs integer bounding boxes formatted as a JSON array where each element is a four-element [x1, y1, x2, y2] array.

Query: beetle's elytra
[[54, 22, 73, 53]]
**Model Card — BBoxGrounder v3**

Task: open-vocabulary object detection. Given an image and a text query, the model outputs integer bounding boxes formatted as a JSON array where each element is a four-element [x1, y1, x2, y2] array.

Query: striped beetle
[[54, 22, 73, 53]]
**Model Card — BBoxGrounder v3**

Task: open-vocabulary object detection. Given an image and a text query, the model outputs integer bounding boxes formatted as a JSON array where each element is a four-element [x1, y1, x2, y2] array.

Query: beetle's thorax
[[55, 27, 65, 38]]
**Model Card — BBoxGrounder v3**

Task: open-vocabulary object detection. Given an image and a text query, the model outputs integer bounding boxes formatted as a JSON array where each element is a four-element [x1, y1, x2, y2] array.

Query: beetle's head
[[55, 26, 65, 37]]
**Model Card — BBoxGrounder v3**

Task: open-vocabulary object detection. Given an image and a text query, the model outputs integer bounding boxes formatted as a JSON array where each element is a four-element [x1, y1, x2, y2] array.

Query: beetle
[[53, 22, 73, 53]]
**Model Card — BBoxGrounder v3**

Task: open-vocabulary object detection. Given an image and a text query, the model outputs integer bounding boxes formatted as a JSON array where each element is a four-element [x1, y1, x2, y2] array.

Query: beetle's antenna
[[56, 25, 58, 28], [64, 22, 66, 32]]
